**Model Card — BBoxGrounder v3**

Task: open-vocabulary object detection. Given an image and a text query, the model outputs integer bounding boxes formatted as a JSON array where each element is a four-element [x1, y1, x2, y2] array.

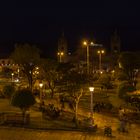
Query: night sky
[[0, 1, 140, 58]]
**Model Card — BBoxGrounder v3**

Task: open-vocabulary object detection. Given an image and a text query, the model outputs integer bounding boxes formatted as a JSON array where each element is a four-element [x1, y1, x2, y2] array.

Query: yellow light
[[36, 67, 39, 70], [61, 52, 64, 56], [89, 87, 94, 92], [97, 50, 105, 54], [112, 70, 115, 73], [101, 50, 105, 54], [58, 52, 64, 56], [90, 42, 94, 45], [83, 41, 87, 46], [39, 83, 43, 88]]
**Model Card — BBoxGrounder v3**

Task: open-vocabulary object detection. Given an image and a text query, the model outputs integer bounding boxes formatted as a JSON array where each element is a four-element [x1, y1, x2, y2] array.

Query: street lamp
[[97, 50, 105, 72], [83, 41, 94, 74], [17, 68, 20, 78], [39, 83, 43, 104], [11, 73, 14, 82], [57, 51, 64, 63], [89, 87, 94, 126]]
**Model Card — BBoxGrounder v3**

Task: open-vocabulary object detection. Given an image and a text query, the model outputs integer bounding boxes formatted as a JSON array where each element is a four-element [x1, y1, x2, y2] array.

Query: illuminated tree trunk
[[73, 90, 83, 128]]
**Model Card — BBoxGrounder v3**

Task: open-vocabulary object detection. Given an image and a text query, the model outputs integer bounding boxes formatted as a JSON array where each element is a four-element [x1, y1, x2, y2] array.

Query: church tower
[[57, 32, 68, 63], [110, 30, 121, 69], [111, 30, 121, 54]]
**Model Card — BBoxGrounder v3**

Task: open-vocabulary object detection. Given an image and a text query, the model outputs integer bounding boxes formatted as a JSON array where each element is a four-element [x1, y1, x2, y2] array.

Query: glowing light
[[57, 52, 64, 56], [97, 50, 105, 54], [60, 52, 64, 55], [101, 50, 105, 54], [83, 41, 87, 46], [89, 87, 94, 92], [90, 42, 94, 45], [39, 83, 43, 88]]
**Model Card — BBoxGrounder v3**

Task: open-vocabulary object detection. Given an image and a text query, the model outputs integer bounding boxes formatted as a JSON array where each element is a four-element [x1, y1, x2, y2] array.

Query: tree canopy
[[11, 88, 36, 114], [59, 71, 87, 127], [40, 59, 59, 98], [11, 43, 40, 65], [118, 52, 140, 80], [10, 44, 41, 90], [98, 73, 112, 89]]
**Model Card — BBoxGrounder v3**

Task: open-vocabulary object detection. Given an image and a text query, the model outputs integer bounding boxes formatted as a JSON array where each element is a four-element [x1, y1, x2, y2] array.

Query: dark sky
[[0, 1, 140, 57]]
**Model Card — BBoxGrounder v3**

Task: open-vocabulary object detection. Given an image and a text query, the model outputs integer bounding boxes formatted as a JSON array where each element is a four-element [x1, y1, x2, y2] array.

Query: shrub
[[116, 72, 128, 81], [92, 73, 100, 81], [117, 81, 135, 99]]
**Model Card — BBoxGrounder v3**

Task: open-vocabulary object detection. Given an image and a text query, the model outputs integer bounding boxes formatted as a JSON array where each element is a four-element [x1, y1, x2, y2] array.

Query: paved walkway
[[0, 127, 140, 140]]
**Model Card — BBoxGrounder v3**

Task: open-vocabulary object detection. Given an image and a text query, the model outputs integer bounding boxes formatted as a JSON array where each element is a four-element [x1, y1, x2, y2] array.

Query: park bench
[[0, 113, 30, 125], [3, 114, 24, 125]]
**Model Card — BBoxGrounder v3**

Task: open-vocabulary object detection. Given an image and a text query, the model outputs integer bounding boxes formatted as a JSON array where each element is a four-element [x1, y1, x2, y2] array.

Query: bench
[[1, 113, 30, 125], [3, 114, 24, 125]]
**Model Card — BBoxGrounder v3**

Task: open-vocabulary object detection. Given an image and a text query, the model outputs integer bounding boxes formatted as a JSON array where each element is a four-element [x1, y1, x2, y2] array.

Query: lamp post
[[11, 73, 14, 82], [83, 41, 94, 74], [97, 50, 104, 72], [57, 51, 64, 63], [17, 68, 20, 78], [39, 83, 43, 104], [89, 87, 94, 126]]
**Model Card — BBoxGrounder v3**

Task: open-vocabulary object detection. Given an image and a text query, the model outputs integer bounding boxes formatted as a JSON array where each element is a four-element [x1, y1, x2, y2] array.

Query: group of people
[[93, 102, 113, 112], [42, 104, 61, 119], [126, 96, 140, 111]]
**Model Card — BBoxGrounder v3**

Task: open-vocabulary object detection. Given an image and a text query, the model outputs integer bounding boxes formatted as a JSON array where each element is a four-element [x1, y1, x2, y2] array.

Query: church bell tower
[[111, 30, 121, 54], [110, 30, 121, 69]]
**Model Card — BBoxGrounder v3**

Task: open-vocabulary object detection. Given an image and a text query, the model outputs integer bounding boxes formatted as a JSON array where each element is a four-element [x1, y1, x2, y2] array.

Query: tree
[[57, 62, 74, 74], [3, 84, 15, 98], [57, 62, 76, 84], [117, 81, 135, 99], [118, 52, 140, 81], [40, 59, 59, 98], [113, 67, 128, 81], [11, 88, 36, 117], [98, 73, 112, 89], [1, 67, 13, 78], [60, 71, 87, 127], [10, 44, 40, 91]]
